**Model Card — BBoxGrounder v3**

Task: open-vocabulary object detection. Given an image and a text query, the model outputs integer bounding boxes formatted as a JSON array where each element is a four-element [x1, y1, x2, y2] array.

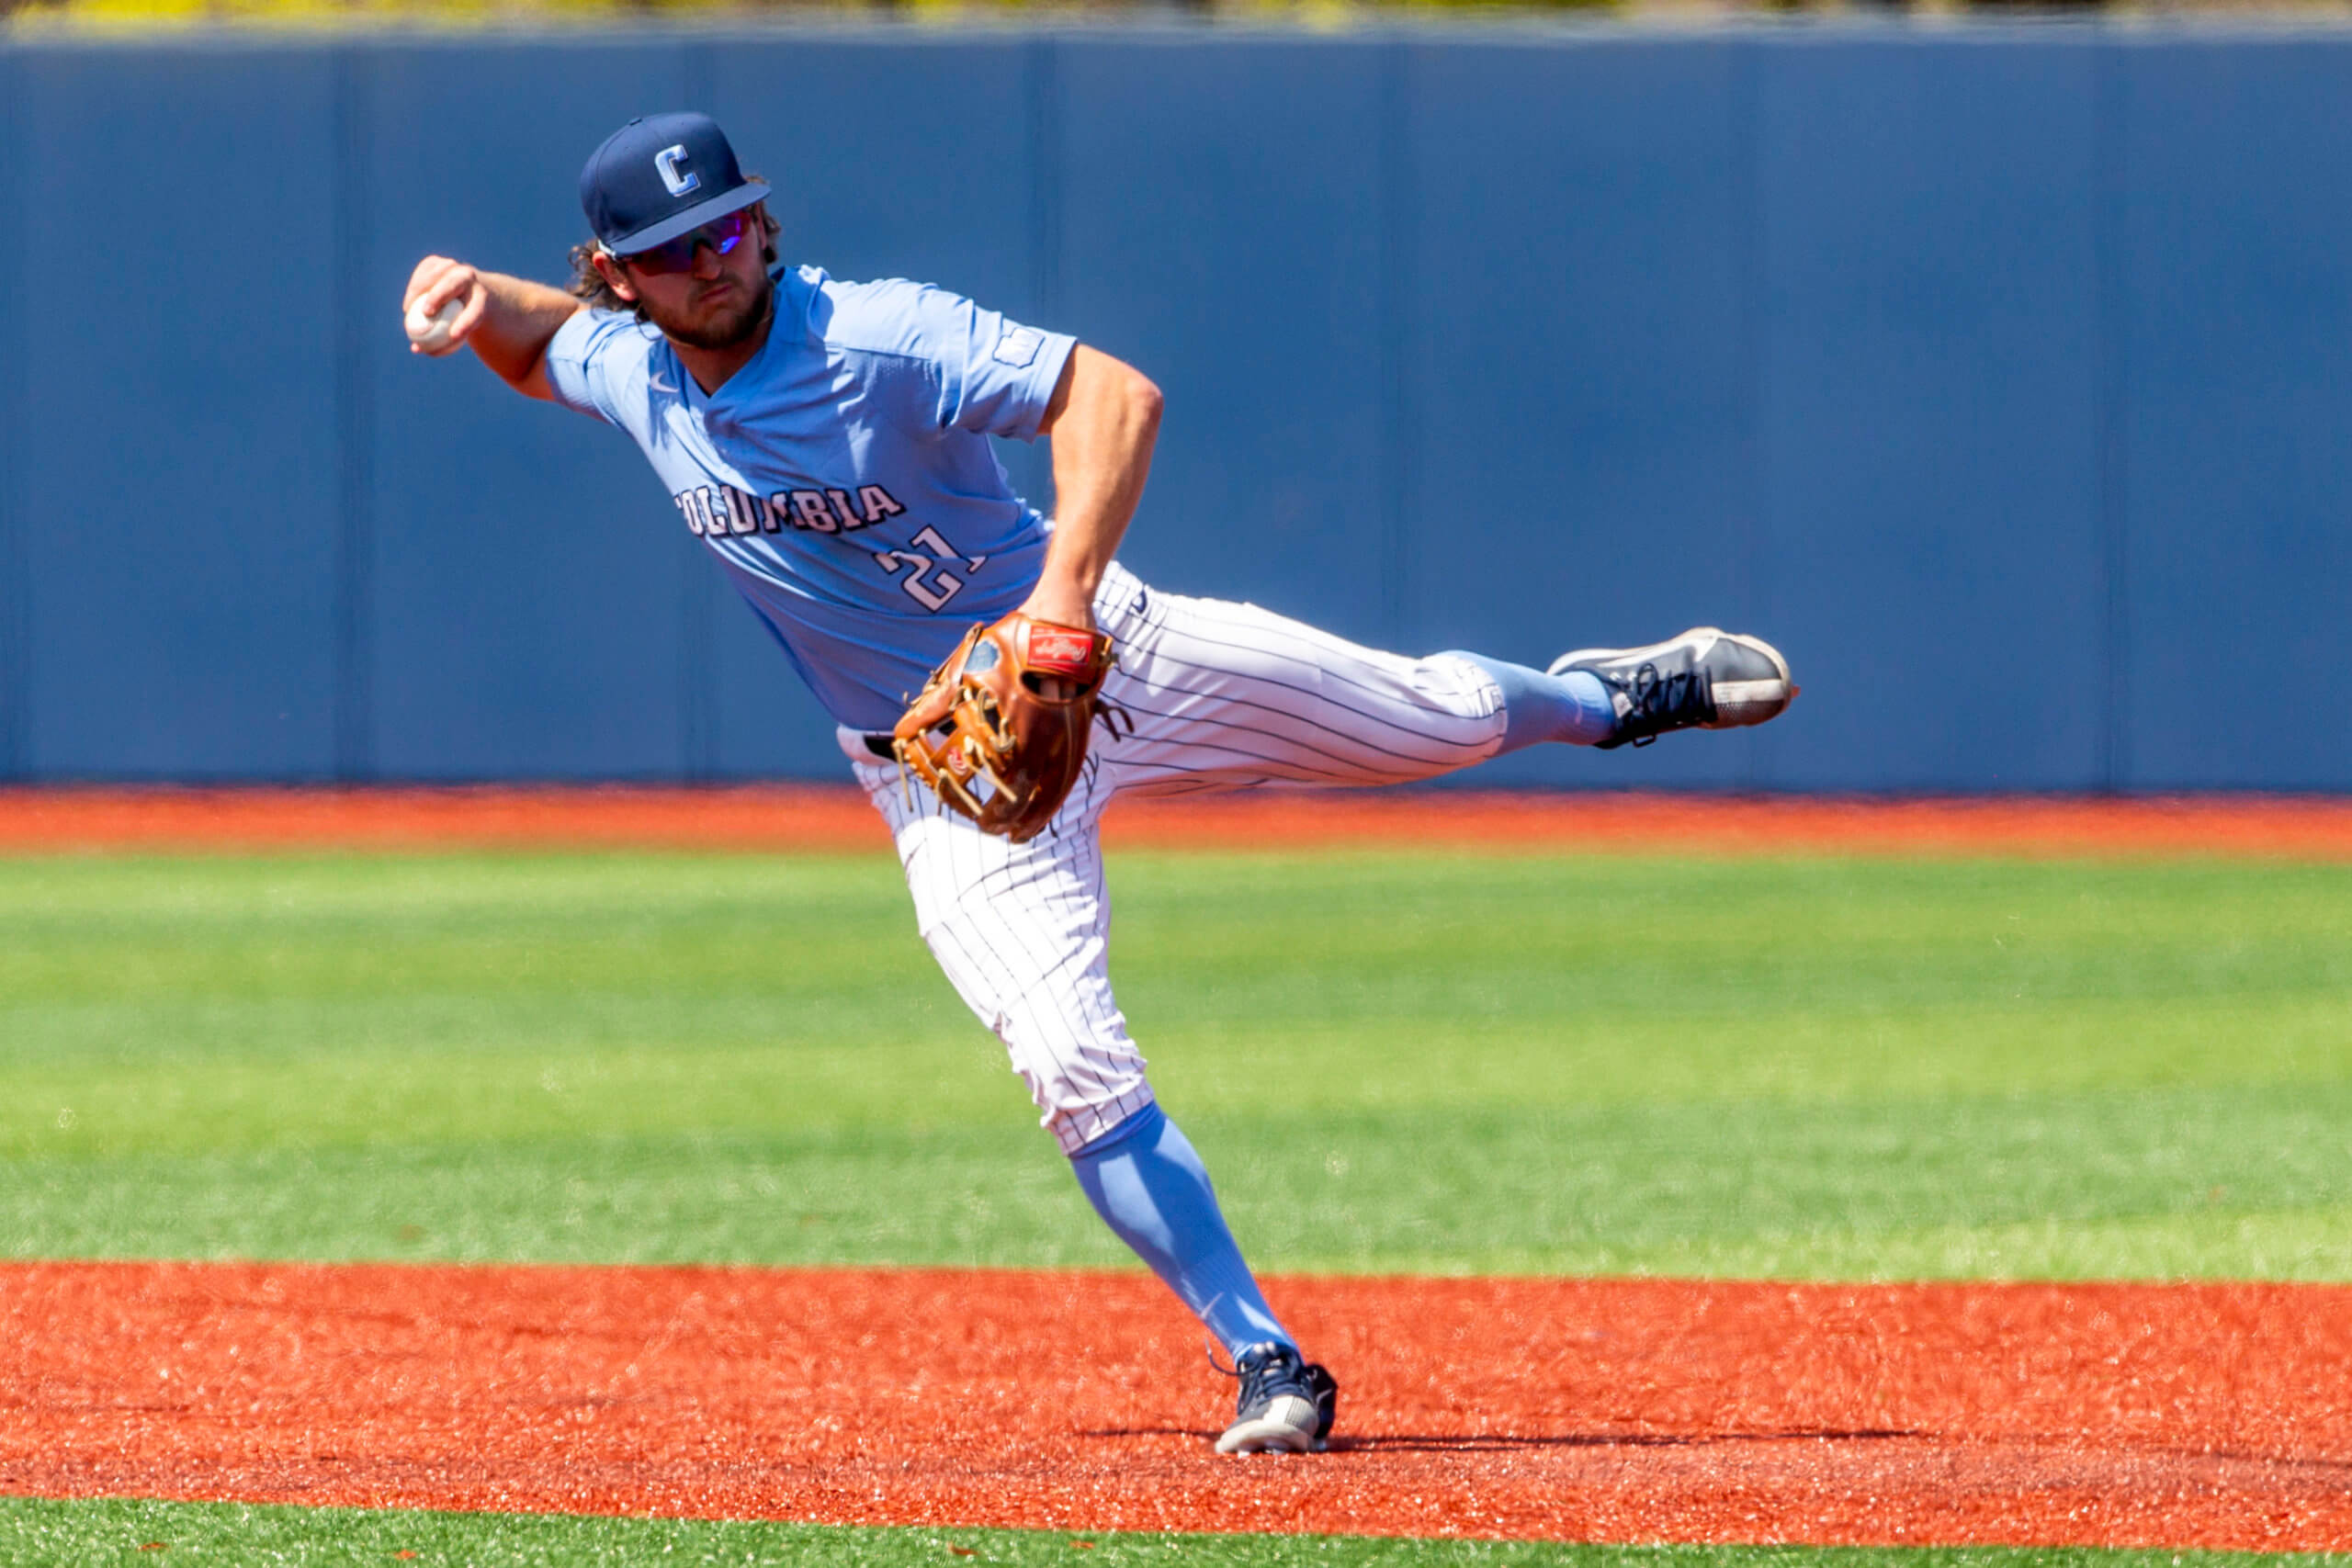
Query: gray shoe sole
[[1215, 1393, 1325, 1455]]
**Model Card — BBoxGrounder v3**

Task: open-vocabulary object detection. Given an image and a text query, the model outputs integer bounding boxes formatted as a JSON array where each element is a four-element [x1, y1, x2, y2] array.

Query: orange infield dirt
[[4, 784, 2352, 858], [5, 1263, 2350, 1551]]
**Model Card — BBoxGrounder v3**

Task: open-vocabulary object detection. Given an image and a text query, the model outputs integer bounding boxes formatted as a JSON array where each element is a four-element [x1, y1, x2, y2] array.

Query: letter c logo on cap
[[655, 145, 700, 197]]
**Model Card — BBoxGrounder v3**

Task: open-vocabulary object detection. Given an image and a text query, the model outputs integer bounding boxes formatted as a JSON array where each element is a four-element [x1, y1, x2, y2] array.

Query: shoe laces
[[1216, 1341, 1308, 1409], [1618, 660, 1713, 745]]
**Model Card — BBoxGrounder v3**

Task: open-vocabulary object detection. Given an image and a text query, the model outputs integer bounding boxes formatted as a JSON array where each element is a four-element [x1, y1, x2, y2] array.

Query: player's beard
[[650, 268, 775, 352]]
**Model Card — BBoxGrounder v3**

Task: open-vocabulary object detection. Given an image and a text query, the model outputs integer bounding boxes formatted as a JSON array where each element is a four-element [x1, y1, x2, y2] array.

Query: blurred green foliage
[[0, 0, 1627, 29]]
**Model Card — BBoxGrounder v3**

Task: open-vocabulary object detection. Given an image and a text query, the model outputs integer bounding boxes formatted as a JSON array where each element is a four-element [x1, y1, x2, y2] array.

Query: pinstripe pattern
[[848, 561, 1506, 1150], [857, 750, 1154, 1152], [1094, 572, 1503, 797]]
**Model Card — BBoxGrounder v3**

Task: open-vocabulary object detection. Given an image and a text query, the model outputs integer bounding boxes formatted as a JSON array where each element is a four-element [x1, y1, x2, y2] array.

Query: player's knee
[[1415, 652, 1510, 723]]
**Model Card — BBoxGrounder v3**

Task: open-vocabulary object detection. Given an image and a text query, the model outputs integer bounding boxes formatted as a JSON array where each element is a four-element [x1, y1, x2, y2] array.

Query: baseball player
[[402, 111, 1794, 1456]]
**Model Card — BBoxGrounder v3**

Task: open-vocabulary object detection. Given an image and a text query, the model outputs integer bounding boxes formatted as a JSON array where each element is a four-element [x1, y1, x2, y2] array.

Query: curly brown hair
[[567, 197, 780, 316]]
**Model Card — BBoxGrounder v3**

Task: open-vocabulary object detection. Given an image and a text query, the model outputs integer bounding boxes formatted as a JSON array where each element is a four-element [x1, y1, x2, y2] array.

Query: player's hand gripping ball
[[893, 615, 1119, 842], [404, 293, 467, 355]]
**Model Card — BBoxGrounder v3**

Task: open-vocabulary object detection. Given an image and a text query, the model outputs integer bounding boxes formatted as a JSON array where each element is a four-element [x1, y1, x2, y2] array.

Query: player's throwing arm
[[401, 256, 582, 398]]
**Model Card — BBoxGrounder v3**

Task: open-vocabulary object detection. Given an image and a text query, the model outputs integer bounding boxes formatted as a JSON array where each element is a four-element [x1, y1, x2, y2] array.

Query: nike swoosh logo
[[650, 372, 678, 393]]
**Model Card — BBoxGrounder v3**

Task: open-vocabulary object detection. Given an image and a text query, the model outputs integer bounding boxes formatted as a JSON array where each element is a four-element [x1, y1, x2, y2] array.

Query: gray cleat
[[1549, 627, 1796, 750], [1215, 1342, 1338, 1455]]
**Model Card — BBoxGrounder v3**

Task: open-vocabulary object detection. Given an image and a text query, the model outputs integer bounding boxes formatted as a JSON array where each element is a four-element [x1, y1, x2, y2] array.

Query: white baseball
[[405, 294, 466, 353]]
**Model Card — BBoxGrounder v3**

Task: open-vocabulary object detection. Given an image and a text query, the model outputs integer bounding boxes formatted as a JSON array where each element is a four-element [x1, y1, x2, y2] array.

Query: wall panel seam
[[0, 49, 24, 782], [1733, 36, 1769, 793], [332, 44, 375, 784], [1028, 36, 1061, 346], [2092, 37, 2130, 795], [1376, 37, 1416, 652], [682, 39, 718, 782], [1026, 29, 1063, 551]]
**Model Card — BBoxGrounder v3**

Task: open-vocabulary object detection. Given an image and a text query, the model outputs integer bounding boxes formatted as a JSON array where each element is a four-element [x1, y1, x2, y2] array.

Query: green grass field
[[0, 1496, 2333, 1568], [6, 846, 2350, 1563]]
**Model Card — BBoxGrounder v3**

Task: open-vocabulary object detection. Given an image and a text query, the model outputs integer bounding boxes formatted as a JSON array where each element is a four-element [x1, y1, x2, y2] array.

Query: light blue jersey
[[544, 264, 1077, 728]]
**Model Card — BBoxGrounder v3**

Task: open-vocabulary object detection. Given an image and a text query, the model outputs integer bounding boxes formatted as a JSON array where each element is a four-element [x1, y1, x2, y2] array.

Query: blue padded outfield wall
[[1, 26, 2348, 791]]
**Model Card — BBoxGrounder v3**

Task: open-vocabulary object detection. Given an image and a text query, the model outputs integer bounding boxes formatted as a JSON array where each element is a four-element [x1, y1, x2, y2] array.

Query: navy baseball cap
[[581, 112, 770, 256]]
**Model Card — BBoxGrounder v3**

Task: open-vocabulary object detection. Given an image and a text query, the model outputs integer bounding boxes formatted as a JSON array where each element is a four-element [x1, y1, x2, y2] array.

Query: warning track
[[4, 785, 2352, 859], [4, 1263, 2347, 1551]]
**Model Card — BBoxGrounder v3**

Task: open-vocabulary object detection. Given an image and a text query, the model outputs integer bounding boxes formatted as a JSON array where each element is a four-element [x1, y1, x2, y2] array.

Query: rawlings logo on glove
[[891, 613, 1120, 842]]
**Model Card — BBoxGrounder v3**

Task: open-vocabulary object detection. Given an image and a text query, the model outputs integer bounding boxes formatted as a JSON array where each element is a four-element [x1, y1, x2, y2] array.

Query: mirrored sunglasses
[[623, 209, 756, 276]]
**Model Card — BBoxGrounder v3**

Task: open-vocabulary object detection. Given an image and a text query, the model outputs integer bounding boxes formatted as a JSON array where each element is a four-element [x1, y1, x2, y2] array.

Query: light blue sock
[[1448, 650, 1619, 752], [1069, 1103, 1294, 1357]]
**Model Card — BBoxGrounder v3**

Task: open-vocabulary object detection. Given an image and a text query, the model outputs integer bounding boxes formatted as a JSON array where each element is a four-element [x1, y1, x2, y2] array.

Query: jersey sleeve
[[847, 280, 1077, 444], [542, 308, 655, 426]]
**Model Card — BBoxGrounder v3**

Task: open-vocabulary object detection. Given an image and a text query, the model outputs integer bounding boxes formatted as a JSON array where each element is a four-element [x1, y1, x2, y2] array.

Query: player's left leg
[[1454, 628, 1796, 753], [1091, 575, 1510, 796], [1092, 578, 1793, 795]]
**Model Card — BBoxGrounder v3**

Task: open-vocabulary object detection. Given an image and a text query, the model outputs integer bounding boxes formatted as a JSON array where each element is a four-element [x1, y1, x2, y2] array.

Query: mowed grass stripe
[[11, 1089, 2352, 1279], [3, 852, 2348, 1280], [0, 1499, 2341, 1568]]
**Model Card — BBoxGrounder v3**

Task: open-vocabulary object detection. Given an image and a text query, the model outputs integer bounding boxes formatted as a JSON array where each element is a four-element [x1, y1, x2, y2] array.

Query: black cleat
[[1550, 627, 1795, 750], [1215, 1341, 1338, 1454], [1303, 1359, 1339, 1445]]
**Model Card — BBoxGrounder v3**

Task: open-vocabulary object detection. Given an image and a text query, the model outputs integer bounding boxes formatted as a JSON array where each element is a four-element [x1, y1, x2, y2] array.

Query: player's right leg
[[844, 737, 1333, 1453]]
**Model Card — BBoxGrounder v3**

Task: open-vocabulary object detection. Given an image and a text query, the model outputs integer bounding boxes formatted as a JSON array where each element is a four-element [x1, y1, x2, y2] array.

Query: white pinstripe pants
[[845, 561, 1505, 1152]]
